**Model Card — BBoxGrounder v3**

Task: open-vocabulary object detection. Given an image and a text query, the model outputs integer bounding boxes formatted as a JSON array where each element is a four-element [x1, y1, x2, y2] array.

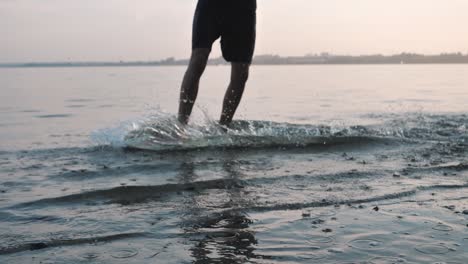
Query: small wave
[[0, 232, 150, 255], [247, 190, 419, 212], [19, 109, 41, 113], [10, 179, 246, 208], [65, 98, 94, 103], [11, 172, 468, 212], [34, 114, 72, 119], [214, 183, 468, 214], [13, 169, 392, 209], [256, 183, 468, 212], [0, 212, 63, 224], [403, 162, 468, 174], [373, 113, 468, 141], [47, 163, 180, 182], [65, 104, 86, 108]]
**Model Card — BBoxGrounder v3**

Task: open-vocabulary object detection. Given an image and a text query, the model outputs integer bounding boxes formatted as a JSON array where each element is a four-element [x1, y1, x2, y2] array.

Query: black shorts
[[192, 0, 257, 63]]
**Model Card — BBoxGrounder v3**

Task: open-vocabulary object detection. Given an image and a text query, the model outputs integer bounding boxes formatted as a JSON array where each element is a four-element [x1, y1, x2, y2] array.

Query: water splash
[[92, 110, 468, 151], [122, 112, 373, 151]]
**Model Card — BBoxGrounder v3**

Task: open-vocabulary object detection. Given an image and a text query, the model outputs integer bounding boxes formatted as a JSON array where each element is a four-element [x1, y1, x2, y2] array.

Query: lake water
[[0, 65, 467, 263]]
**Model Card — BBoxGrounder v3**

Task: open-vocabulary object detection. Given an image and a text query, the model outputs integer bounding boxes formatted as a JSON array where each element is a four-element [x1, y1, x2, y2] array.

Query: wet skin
[[178, 48, 250, 126]]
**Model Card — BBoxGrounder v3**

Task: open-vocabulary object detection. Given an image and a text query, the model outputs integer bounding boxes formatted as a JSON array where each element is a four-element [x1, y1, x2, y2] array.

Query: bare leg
[[220, 63, 250, 126], [178, 48, 211, 124]]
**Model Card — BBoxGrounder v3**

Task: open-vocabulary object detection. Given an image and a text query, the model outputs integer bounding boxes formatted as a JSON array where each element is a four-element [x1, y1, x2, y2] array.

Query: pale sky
[[2, 0, 468, 62]]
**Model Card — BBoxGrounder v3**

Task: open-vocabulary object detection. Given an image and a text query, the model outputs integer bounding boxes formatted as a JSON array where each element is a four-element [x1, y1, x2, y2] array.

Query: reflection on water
[[177, 153, 258, 263]]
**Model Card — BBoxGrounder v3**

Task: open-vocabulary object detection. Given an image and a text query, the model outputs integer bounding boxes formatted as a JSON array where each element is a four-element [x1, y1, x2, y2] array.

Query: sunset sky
[[2, 0, 468, 62]]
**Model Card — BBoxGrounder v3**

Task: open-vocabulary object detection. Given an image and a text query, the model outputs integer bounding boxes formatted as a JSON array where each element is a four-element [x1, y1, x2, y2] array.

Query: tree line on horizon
[[2, 52, 468, 67]]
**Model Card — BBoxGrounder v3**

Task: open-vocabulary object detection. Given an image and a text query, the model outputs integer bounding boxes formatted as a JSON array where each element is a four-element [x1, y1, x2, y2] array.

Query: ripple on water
[[66, 98, 94, 103], [35, 114, 72, 119], [98, 104, 115, 108], [297, 252, 328, 260], [311, 210, 337, 218], [20, 109, 41, 113], [432, 262, 465, 264], [432, 224, 453, 232], [348, 238, 384, 250], [334, 263, 371, 264], [66, 105, 86, 108], [307, 235, 334, 244], [369, 256, 409, 264], [286, 185, 307, 191], [414, 244, 449, 255], [255, 247, 328, 261], [34, 260, 55, 264], [208, 231, 238, 242], [110, 248, 139, 259], [80, 252, 100, 260]]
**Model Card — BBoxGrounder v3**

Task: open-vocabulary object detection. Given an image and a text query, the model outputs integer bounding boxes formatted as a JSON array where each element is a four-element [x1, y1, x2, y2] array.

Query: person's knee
[[232, 63, 250, 84], [238, 69, 249, 84], [187, 49, 210, 77], [191, 49, 210, 66]]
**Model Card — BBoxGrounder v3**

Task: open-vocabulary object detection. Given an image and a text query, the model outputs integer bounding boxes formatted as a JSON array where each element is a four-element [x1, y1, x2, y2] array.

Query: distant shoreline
[[2, 52, 468, 68]]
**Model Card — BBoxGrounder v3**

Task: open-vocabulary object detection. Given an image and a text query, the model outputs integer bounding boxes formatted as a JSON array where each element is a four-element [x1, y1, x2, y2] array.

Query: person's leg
[[219, 62, 250, 126], [178, 48, 211, 124], [218, 2, 256, 126]]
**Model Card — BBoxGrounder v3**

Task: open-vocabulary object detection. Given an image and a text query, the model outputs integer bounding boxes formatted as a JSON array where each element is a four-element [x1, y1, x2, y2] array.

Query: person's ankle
[[178, 115, 188, 125]]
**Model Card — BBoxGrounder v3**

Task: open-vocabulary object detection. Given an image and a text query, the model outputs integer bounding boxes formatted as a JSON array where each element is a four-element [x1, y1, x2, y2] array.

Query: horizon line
[[1, 51, 468, 65]]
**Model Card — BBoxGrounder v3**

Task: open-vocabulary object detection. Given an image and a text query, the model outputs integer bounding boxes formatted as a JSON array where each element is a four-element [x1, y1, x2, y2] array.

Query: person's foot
[[173, 120, 190, 140]]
